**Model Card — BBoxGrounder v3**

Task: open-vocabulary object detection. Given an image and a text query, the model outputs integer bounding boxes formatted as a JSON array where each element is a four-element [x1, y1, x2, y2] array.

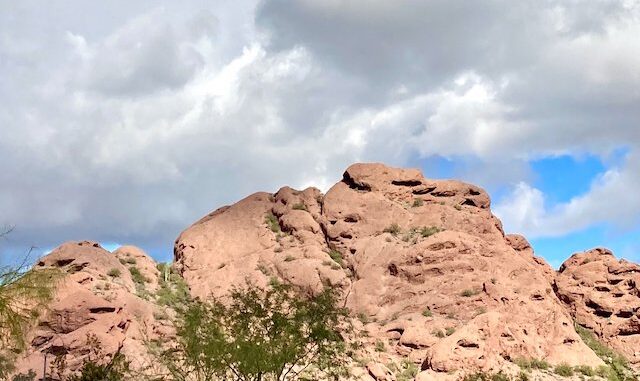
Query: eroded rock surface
[[175, 163, 603, 376], [555, 247, 640, 365]]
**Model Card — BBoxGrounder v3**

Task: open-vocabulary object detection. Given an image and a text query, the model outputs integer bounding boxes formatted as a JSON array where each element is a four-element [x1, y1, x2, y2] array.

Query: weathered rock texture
[[14, 241, 169, 379], [555, 247, 640, 365], [175, 163, 603, 377]]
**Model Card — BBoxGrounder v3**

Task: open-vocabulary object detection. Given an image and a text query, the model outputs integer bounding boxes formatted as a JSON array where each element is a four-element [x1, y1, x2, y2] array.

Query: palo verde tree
[[0, 227, 62, 379], [154, 282, 350, 381]]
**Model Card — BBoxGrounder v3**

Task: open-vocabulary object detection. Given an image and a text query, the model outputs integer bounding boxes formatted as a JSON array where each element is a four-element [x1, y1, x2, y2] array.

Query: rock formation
[[174, 163, 604, 378], [12, 163, 640, 380], [13, 241, 169, 379], [555, 247, 640, 366]]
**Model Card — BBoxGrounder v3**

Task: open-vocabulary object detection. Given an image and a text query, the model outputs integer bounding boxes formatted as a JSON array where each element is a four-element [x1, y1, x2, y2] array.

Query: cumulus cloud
[[495, 152, 640, 238], [1, 0, 639, 262]]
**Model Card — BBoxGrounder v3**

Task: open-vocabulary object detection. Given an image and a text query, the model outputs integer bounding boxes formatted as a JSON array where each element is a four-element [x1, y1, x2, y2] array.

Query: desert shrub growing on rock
[[153, 283, 350, 381], [574, 323, 636, 381]]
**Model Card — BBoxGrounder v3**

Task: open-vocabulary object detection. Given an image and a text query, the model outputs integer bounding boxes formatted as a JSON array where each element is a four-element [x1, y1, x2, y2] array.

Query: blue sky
[[414, 151, 639, 268], [1, 1, 639, 268]]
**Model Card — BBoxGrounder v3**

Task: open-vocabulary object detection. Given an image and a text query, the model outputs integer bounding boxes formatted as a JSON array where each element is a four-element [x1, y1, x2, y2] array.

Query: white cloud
[[495, 153, 640, 238], [0, 0, 639, 259]]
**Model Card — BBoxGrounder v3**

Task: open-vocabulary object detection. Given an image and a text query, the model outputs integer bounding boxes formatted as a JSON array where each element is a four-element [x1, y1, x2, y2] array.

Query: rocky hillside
[[12, 163, 640, 380]]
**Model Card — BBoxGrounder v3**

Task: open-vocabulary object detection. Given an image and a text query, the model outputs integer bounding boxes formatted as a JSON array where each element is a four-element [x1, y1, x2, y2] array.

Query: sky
[[1, 0, 639, 268]]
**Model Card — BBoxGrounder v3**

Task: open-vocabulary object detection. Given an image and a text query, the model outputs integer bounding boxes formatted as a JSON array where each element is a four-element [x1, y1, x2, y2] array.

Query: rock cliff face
[[14, 163, 640, 380], [555, 248, 640, 366], [174, 163, 603, 378]]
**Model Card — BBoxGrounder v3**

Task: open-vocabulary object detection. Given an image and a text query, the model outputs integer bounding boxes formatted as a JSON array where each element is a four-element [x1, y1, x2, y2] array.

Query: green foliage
[[419, 226, 442, 238], [65, 350, 130, 381], [411, 198, 423, 207], [292, 203, 308, 211], [374, 340, 386, 352], [553, 363, 573, 377], [460, 289, 478, 297], [265, 213, 281, 233], [432, 329, 445, 338], [462, 372, 511, 381], [119, 257, 137, 265], [154, 283, 350, 381], [575, 323, 635, 381], [421, 308, 432, 317], [50, 335, 130, 381], [155, 263, 190, 308], [357, 312, 370, 324], [328, 250, 343, 267], [383, 223, 401, 236], [395, 359, 418, 381], [10, 370, 35, 381], [445, 327, 455, 336], [107, 268, 121, 278], [128, 266, 148, 285], [0, 263, 61, 355], [574, 365, 594, 376], [529, 358, 550, 370]]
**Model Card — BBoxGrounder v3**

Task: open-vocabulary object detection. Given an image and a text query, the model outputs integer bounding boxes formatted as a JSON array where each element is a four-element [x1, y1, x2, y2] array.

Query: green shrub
[[118, 257, 136, 265], [383, 223, 401, 236], [432, 329, 445, 338], [419, 226, 442, 238], [396, 359, 418, 381], [357, 312, 370, 324], [412, 198, 424, 207], [153, 283, 350, 381], [328, 250, 344, 267], [128, 266, 148, 284], [554, 363, 573, 377], [292, 202, 308, 211], [460, 289, 477, 297], [574, 365, 594, 376], [445, 327, 455, 336], [575, 323, 635, 381], [265, 213, 281, 233], [375, 340, 386, 352], [155, 266, 190, 308], [529, 358, 550, 370], [107, 268, 121, 278], [422, 308, 432, 317]]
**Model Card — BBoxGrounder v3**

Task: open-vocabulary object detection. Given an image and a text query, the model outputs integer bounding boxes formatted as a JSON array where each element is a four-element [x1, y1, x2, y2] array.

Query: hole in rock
[[391, 179, 422, 187], [55, 259, 74, 267], [616, 310, 634, 318], [89, 306, 116, 314], [457, 339, 479, 348]]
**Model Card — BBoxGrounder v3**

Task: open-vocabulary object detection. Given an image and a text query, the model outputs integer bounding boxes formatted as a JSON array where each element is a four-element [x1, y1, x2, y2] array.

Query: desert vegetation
[[150, 282, 350, 381], [0, 227, 62, 379]]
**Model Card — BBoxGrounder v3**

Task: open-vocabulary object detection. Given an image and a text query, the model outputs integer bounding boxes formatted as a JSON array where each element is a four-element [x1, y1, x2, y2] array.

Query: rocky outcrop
[[13, 241, 170, 379], [555, 247, 640, 365], [175, 163, 603, 377]]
